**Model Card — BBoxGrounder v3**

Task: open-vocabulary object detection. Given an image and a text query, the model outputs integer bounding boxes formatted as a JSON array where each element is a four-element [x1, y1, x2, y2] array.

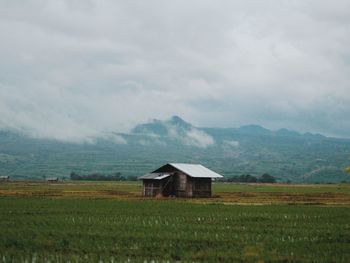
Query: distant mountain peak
[[130, 116, 214, 148], [238, 124, 271, 135], [239, 124, 266, 130], [167, 115, 191, 128], [276, 128, 300, 136], [170, 115, 183, 122]]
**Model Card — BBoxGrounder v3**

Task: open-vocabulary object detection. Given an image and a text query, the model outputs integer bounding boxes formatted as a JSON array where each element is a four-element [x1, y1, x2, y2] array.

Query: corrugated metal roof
[[138, 173, 171, 180], [169, 163, 223, 178]]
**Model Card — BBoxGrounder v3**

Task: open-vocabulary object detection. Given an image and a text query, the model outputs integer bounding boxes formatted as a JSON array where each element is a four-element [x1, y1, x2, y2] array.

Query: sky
[[0, 0, 349, 142]]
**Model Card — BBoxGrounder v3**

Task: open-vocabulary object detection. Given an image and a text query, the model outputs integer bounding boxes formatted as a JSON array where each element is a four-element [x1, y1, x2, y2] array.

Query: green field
[[0, 182, 349, 262]]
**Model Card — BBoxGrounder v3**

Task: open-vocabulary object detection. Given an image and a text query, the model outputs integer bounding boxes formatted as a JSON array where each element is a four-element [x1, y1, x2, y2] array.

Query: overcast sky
[[0, 0, 349, 141]]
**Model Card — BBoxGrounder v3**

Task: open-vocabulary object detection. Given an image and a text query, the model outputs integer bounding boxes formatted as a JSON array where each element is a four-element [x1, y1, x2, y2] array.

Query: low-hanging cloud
[[182, 128, 215, 148], [223, 140, 240, 147], [0, 0, 349, 141], [166, 125, 215, 148]]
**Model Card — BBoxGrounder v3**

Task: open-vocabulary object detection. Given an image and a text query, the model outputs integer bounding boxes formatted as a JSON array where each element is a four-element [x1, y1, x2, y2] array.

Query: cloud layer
[[0, 0, 349, 141]]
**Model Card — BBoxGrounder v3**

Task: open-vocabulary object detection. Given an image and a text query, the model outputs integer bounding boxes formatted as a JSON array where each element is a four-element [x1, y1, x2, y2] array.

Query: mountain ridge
[[0, 116, 349, 183], [131, 116, 329, 141]]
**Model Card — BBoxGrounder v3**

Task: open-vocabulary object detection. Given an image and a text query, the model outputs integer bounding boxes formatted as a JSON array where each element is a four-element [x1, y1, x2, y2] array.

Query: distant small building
[[139, 163, 223, 198], [0, 175, 10, 181], [46, 177, 59, 183]]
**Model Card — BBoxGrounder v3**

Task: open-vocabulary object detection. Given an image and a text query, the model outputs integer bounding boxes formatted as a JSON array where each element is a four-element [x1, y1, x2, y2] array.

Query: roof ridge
[[168, 163, 222, 178]]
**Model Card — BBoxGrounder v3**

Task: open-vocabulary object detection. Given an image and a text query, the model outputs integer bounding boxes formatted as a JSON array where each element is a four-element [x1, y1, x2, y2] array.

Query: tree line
[[69, 171, 276, 183], [219, 173, 276, 183], [70, 172, 138, 181]]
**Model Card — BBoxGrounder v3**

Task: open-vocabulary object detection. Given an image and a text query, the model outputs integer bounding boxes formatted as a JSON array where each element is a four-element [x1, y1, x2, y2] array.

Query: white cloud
[[182, 128, 215, 148], [0, 0, 349, 139], [165, 124, 215, 148], [223, 140, 239, 147], [103, 133, 127, 145]]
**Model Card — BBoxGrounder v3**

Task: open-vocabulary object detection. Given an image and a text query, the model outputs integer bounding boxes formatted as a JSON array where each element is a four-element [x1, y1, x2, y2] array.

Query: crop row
[[0, 198, 349, 262]]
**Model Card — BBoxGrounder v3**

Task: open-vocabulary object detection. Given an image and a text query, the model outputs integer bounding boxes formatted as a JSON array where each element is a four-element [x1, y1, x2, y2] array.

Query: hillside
[[0, 116, 349, 182]]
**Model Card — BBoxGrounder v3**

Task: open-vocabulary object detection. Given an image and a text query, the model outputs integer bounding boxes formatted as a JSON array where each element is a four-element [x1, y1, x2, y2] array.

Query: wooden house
[[46, 177, 59, 183], [139, 163, 223, 198]]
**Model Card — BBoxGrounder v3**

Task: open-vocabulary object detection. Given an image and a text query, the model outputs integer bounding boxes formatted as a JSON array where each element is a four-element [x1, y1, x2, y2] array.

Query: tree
[[70, 171, 124, 181], [226, 174, 258, 183], [239, 174, 258, 183], [259, 173, 276, 183]]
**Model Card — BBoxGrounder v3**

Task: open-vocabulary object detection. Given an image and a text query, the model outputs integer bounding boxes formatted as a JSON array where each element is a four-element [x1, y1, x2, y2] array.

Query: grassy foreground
[[0, 182, 349, 262]]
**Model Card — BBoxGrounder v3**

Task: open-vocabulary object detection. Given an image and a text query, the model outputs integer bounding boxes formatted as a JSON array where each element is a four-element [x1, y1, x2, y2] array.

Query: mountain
[[0, 116, 349, 183], [237, 125, 273, 135], [132, 115, 192, 135], [130, 116, 214, 148]]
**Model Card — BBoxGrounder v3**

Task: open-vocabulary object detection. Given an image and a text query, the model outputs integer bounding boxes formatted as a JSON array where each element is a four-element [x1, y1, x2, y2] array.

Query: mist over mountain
[[130, 116, 214, 148], [0, 116, 349, 183]]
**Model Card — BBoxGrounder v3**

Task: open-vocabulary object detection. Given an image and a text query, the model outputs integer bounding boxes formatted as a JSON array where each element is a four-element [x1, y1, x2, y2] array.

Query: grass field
[[1, 181, 350, 205], [0, 181, 349, 262]]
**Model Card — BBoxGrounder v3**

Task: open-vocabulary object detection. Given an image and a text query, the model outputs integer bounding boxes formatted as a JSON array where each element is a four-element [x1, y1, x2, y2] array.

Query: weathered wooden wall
[[143, 177, 174, 197], [143, 180, 161, 197], [142, 172, 212, 197], [192, 178, 211, 197]]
